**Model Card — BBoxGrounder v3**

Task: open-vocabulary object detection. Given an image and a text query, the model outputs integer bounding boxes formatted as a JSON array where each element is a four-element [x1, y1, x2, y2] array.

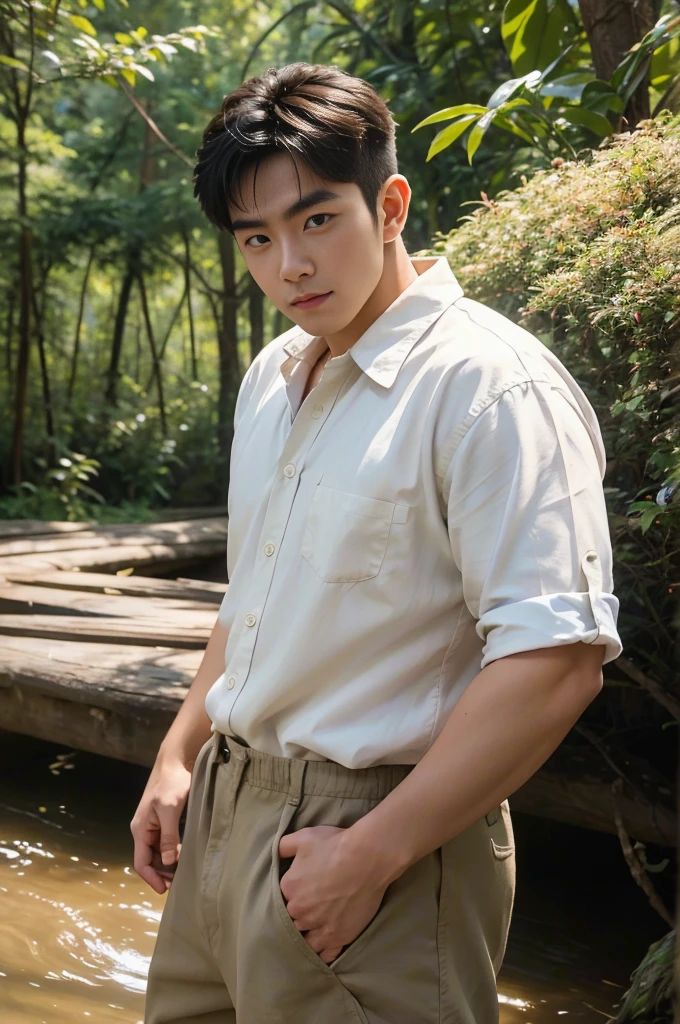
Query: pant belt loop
[[287, 758, 307, 806]]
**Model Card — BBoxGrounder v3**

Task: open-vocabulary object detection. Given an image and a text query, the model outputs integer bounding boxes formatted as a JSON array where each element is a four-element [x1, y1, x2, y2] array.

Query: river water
[[0, 730, 667, 1024]]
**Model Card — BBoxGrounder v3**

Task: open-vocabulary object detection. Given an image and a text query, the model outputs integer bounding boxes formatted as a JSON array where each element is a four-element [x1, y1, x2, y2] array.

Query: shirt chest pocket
[[301, 481, 410, 583]]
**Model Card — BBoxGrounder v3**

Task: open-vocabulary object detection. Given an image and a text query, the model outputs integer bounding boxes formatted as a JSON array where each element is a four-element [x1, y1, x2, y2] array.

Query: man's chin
[[289, 311, 352, 336]]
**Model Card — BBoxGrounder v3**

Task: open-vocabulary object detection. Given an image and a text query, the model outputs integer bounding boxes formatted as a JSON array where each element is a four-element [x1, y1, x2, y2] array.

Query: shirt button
[[264, 542, 275, 556], [283, 463, 296, 478], [312, 405, 323, 419], [244, 613, 257, 627], [227, 676, 236, 690]]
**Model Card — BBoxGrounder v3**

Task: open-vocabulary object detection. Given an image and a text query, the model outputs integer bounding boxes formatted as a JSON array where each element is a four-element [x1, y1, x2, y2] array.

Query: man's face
[[228, 152, 386, 334]]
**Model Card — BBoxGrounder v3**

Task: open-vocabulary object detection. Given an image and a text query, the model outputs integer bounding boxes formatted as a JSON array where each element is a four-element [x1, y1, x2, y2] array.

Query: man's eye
[[245, 234, 269, 248], [305, 213, 332, 229]]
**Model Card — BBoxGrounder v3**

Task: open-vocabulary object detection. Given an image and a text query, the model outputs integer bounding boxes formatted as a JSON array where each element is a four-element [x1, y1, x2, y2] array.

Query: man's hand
[[131, 758, 192, 894], [278, 826, 389, 965]]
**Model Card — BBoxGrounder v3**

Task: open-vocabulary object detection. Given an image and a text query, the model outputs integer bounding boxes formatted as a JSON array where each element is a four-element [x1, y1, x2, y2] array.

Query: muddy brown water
[[0, 731, 667, 1023]]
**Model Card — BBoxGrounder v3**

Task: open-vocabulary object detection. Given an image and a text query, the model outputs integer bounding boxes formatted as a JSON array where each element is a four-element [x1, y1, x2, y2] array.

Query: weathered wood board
[[0, 516, 228, 575]]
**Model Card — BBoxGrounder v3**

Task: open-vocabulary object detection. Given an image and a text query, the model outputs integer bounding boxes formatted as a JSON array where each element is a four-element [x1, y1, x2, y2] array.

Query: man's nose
[[279, 240, 314, 282]]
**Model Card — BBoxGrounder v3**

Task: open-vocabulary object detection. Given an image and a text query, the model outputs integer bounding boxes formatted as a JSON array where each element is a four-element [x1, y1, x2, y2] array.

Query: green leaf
[[467, 108, 498, 163], [413, 104, 489, 131], [540, 71, 592, 100], [70, 14, 97, 37], [561, 105, 613, 136], [650, 36, 679, 87], [487, 74, 534, 108], [120, 67, 135, 86], [134, 26, 148, 40], [115, 32, 132, 44], [493, 113, 537, 145], [502, 0, 573, 76], [426, 115, 478, 160], [92, 0, 105, 9], [102, 73, 118, 87], [150, 42, 178, 56], [500, 97, 533, 111], [627, 501, 658, 512], [581, 80, 624, 114], [130, 62, 154, 81], [0, 55, 30, 71], [640, 508, 658, 533]]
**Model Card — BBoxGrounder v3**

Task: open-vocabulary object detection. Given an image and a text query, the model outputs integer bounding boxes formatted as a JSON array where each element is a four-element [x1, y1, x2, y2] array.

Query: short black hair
[[193, 62, 398, 232]]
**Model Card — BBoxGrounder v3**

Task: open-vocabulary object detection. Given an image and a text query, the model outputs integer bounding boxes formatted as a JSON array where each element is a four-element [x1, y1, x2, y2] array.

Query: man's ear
[[380, 174, 411, 244]]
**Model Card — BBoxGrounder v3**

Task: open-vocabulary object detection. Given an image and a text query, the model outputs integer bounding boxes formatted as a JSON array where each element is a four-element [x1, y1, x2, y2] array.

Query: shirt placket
[[225, 355, 357, 730]]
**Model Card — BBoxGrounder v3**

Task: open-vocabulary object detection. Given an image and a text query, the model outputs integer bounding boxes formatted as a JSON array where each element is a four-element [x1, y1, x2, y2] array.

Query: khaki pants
[[145, 732, 516, 1024]]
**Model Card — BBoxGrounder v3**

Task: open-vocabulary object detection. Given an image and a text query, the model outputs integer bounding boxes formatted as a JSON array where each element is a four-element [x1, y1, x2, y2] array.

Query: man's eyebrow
[[231, 189, 342, 232]]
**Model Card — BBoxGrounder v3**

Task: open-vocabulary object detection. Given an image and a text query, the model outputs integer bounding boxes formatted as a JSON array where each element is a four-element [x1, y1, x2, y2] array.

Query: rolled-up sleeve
[[443, 378, 623, 669]]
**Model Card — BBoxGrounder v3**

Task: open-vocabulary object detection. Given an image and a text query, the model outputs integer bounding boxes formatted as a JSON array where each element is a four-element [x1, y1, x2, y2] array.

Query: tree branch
[[119, 78, 193, 168], [611, 778, 673, 927], [614, 656, 680, 722]]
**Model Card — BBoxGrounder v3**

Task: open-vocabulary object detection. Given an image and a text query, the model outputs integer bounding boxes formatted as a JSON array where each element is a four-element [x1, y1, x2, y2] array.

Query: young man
[[134, 62, 623, 1024]]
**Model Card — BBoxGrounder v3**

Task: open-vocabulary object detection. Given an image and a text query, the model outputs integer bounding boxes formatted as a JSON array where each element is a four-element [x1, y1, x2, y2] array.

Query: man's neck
[[323, 238, 418, 358]]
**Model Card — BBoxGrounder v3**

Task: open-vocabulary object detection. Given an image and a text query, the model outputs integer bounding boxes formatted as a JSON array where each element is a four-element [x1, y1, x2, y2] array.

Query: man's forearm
[[344, 642, 604, 885], [157, 617, 229, 770]]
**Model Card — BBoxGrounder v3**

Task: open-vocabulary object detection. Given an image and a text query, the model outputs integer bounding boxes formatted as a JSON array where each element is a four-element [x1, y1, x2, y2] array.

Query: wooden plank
[[0, 569, 226, 603], [0, 685, 173, 766], [153, 505, 228, 521], [0, 635, 198, 709], [0, 517, 227, 560], [0, 509, 228, 540], [0, 520, 94, 540], [0, 614, 210, 648], [0, 539, 223, 575], [512, 766, 675, 847], [0, 581, 221, 618]]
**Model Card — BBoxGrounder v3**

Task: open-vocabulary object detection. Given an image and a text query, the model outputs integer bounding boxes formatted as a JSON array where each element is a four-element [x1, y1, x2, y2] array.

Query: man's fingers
[[319, 947, 343, 964], [304, 929, 339, 955], [278, 830, 303, 859], [133, 840, 168, 895], [136, 862, 169, 895], [156, 801, 184, 866]]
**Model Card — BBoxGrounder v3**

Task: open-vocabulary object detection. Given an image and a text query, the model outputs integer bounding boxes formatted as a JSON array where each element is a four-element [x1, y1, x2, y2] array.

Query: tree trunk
[[137, 273, 167, 438], [105, 254, 137, 407], [5, 279, 15, 378], [31, 275, 55, 451], [216, 231, 242, 501], [145, 285, 186, 391], [577, 0, 660, 127], [182, 228, 198, 380], [68, 246, 96, 400], [11, 118, 33, 487], [105, 109, 156, 409], [248, 276, 264, 362]]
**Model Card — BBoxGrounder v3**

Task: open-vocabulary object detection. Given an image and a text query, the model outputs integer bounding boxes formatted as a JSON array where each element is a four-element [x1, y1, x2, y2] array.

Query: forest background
[[2, 0, 680, 1016]]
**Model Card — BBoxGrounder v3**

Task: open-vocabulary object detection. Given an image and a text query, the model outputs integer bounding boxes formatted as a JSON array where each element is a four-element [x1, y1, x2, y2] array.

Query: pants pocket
[[269, 801, 371, 1024]]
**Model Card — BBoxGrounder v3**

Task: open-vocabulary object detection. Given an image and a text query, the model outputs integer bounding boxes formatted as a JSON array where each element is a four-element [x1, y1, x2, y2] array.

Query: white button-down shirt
[[205, 256, 622, 767]]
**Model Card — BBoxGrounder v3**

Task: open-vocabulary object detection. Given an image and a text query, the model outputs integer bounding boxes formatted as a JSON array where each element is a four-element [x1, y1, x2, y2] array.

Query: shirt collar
[[281, 256, 463, 389]]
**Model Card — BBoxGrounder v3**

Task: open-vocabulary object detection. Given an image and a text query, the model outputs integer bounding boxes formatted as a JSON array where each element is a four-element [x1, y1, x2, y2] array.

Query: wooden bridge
[[0, 513, 674, 847], [0, 512, 226, 766]]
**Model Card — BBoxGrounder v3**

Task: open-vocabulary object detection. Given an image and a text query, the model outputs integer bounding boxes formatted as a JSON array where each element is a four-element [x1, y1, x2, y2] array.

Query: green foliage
[[425, 113, 680, 683], [0, 446, 103, 522], [613, 929, 675, 1022], [413, 1, 680, 164]]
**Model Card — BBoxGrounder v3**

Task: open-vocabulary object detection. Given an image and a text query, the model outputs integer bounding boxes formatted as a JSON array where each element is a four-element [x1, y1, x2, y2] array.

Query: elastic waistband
[[211, 732, 413, 801]]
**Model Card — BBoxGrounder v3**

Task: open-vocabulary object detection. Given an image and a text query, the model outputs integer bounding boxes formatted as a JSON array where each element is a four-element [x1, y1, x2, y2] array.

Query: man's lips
[[291, 291, 332, 310]]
